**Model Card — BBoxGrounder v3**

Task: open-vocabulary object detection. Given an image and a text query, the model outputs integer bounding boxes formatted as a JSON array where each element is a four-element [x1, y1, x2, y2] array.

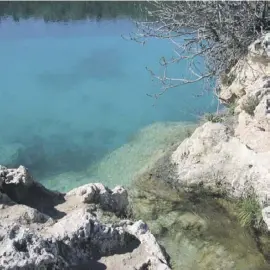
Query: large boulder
[[172, 122, 270, 204]]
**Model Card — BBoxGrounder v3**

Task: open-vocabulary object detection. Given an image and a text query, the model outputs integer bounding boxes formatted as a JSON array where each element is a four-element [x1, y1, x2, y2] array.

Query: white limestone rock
[[0, 165, 171, 269], [126, 220, 171, 270], [219, 34, 270, 103], [3, 165, 34, 186], [66, 183, 128, 214], [172, 122, 270, 204], [262, 206, 270, 231]]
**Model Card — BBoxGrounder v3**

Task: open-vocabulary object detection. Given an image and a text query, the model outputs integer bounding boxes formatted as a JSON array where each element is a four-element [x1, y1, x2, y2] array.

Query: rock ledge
[[0, 166, 171, 270]]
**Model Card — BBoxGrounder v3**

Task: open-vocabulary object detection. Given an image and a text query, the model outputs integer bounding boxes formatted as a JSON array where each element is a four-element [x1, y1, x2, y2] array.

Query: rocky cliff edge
[[172, 34, 270, 231]]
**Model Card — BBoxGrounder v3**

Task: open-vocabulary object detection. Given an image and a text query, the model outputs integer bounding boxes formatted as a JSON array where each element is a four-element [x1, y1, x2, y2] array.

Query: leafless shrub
[[128, 1, 269, 98]]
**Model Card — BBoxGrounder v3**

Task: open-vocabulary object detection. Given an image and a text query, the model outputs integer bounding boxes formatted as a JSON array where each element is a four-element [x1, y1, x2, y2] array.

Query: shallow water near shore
[[0, 18, 217, 189]]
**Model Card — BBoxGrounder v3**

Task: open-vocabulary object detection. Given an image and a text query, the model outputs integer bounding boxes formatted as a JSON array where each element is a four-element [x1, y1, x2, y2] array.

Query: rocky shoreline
[[0, 166, 170, 269]]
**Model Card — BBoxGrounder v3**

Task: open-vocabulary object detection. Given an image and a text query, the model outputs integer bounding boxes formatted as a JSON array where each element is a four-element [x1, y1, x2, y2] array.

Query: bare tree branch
[[128, 1, 269, 99]]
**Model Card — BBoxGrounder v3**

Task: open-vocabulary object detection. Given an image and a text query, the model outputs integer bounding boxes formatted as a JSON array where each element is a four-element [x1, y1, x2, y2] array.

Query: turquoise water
[[0, 18, 216, 189]]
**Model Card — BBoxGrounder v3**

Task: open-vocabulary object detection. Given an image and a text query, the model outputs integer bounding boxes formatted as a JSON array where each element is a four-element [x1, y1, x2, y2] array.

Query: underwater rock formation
[[0, 166, 170, 270], [172, 121, 270, 202]]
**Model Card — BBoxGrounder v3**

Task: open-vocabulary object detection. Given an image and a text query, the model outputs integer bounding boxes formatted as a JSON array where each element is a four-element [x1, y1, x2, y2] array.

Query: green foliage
[[203, 113, 223, 123], [237, 194, 263, 229], [228, 102, 238, 116]]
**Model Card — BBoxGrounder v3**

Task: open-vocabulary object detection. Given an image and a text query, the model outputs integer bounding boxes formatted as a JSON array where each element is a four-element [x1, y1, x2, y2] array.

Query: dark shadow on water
[[37, 47, 126, 92], [11, 128, 119, 182]]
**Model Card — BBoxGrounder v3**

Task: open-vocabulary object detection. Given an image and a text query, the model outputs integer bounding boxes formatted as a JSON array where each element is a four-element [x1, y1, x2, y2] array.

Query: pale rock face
[[3, 165, 34, 186], [66, 183, 128, 214], [0, 226, 59, 269], [126, 220, 171, 270], [233, 77, 270, 152], [219, 35, 270, 103], [171, 35, 270, 231], [263, 33, 270, 57], [0, 165, 34, 190], [111, 185, 129, 214], [262, 206, 270, 230], [172, 122, 270, 222], [43, 207, 138, 263]]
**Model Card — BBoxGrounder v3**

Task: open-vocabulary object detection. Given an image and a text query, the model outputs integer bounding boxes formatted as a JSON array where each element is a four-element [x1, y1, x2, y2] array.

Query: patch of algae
[[131, 153, 270, 270]]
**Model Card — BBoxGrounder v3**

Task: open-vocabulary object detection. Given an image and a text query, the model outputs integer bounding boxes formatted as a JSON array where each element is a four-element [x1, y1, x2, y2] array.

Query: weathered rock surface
[[172, 118, 270, 230], [172, 36, 270, 231], [66, 183, 129, 214], [0, 166, 171, 269], [172, 122, 270, 202], [219, 34, 270, 103]]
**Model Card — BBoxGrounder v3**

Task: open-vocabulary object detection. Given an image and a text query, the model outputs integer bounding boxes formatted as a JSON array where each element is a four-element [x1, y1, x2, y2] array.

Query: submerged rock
[[0, 165, 171, 270]]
